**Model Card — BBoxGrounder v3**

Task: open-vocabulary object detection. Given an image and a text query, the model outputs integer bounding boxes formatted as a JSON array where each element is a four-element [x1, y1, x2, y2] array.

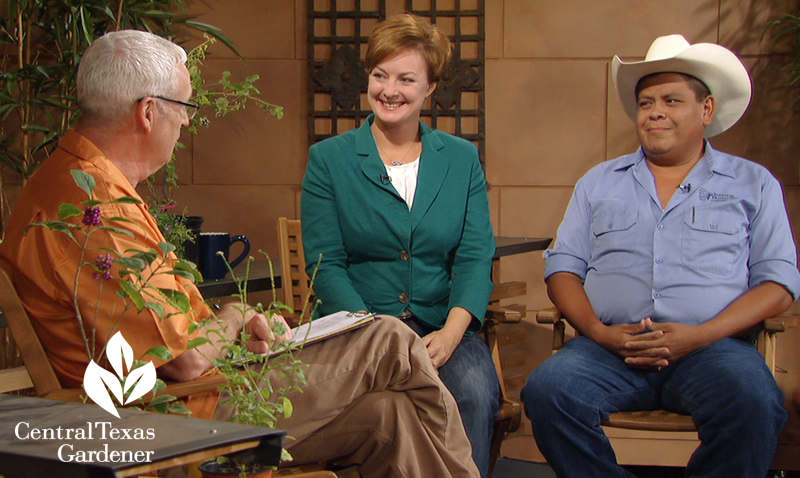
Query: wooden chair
[[277, 217, 524, 476], [536, 307, 799, 467], [277, 217, 315, 328]]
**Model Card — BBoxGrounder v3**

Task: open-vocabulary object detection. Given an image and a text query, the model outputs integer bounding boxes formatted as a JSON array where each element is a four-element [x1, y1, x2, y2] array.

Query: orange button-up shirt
[[0, 131, 210, 388]]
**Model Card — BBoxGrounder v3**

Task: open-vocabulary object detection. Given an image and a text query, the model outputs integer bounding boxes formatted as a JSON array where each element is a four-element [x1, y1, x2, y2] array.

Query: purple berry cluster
[[93, 254, 113, 281], [83, 206, 101, 226]]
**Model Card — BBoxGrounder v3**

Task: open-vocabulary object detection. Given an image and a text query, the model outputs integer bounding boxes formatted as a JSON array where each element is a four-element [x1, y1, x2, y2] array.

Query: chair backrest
[[277, 217, 314, 327], [0, 266, 63, 396]]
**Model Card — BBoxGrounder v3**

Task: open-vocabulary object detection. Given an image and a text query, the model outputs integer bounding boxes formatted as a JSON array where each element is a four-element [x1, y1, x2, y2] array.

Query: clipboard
[[268, 311, 376, 357]]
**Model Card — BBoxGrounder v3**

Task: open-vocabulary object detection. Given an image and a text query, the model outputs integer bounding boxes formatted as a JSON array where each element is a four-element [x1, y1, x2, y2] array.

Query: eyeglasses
[[142, 95, 200, 120]]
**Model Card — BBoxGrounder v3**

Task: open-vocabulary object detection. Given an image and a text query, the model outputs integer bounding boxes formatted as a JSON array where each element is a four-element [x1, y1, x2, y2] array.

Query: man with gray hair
[[523, 35, 800, 477], [0, 30, 479, 478]]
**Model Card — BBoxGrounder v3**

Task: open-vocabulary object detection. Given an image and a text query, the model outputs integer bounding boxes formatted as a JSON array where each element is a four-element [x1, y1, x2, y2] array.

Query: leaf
[[110, 196, 142, 204], [159, 242, 176, 255], [123, 361, 157, 405], [157, 288, 192, 314], [106, 331, 134, 379], [187, 337, 211, 349], [168, 402, 193, 415], [149, 394, 177, 407], [143, 301, 166, 319], [145, 346, 173, 361], [58, 203, 84, 220], [83, 360, 123, 418], [283, 397, 293, 419], [118, 280, 145, 311], [70, 170, 96, 199]]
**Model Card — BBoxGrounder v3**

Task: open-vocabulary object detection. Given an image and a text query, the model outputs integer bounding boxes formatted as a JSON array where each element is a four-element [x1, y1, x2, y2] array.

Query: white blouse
[[385, 157, 421, 210]]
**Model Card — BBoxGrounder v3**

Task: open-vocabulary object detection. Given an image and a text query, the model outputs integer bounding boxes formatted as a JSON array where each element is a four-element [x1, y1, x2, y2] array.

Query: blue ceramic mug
[[198, 232, 251, 280]]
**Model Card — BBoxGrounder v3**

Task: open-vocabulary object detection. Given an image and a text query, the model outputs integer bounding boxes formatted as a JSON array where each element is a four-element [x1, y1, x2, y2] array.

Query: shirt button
[[653, 292, 662, 299], [710, 223, 717, 230], [655, 259, 663, 264], [657, 224, 664, 230], [399, 293, 409, 304], [607, 223, 614, 230], [400, 251, 410, 261]]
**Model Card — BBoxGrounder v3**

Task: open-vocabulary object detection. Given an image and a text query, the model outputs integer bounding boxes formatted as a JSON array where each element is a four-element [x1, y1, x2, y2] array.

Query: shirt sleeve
[[544, 175, 593, 281], [51, 201, 209, 369], [747, 171, 800, 300], [301, 144, 369, 314], [447, 148, 495, 328]]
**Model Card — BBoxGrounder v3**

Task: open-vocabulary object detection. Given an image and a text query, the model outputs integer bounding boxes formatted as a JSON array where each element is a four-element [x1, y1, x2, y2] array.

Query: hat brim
[[612, 43, 752, 138]]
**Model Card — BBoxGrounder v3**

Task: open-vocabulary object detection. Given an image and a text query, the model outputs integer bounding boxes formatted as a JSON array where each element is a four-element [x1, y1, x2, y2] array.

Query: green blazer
[[301, 115, 495, 334]]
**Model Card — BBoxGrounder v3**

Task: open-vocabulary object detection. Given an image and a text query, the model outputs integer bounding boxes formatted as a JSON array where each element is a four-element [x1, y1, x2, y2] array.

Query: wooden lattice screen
[[307, 0, 486, 160]]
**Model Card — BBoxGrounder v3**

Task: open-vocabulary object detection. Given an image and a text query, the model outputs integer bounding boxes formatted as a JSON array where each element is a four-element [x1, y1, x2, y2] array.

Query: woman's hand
[[423, 328, 462, 369], [244, 314, 293, 354], [422, 306, 473, 368]]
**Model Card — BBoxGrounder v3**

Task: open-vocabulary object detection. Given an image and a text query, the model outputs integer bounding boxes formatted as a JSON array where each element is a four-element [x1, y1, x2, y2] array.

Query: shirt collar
[[613, 140, 735, 179]]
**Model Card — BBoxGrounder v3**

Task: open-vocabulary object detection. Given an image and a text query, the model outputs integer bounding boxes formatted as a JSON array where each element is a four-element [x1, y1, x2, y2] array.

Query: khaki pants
[[215, 316, 479, 478]]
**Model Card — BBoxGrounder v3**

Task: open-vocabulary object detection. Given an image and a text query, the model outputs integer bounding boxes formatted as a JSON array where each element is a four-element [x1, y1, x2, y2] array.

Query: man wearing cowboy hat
[[522, 34, 800, 477]]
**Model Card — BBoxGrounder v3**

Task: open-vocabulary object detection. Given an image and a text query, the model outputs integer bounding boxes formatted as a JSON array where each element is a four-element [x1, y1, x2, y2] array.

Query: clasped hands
[[592, 318, 708, 371], [244, 313, 293, 355]]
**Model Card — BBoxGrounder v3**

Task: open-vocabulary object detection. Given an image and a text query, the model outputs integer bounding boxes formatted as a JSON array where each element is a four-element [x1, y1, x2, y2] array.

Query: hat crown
[[644, 34, 692, 62]]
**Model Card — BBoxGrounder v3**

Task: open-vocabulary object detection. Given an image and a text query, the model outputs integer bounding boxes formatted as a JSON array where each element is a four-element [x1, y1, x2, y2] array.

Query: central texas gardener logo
[[83, 332, 157, 418]]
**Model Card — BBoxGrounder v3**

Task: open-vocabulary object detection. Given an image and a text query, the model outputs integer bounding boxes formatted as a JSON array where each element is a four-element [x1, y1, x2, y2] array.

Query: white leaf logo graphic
[[123, 361, 156, 404], [84, 360, 124, 418], [107, 331, 134, 378], [82, 332, 158, 418]]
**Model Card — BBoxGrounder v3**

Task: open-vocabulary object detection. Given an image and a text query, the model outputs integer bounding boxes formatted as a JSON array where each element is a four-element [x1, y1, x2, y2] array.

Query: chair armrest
[[536, 307, 562, 324], [486, 304, 522, 324]]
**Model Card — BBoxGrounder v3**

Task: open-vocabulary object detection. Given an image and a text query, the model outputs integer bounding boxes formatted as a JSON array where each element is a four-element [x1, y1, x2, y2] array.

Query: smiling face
[[636, 72, 715, 166], [367, 49, 437, 130]]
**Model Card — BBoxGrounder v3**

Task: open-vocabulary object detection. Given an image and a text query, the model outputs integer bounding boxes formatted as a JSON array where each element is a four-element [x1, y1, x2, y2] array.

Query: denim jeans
[[521, 336, 787, 478], [403, 316, 501, 478]]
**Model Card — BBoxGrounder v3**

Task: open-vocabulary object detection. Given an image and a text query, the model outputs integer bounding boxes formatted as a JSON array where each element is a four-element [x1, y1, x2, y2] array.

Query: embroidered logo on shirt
[[698, 189, 735, 202]]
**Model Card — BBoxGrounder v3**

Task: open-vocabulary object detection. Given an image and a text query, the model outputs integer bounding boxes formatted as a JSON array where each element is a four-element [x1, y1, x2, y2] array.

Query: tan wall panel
[[192, 59, 307, 185], [503, 0, 719, 59], [172, 185, 299, 261], [486, 60, 607, 187], [183, 0, 298, 59]]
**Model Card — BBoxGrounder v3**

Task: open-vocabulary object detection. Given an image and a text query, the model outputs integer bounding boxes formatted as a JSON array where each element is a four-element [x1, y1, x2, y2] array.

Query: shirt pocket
[[681, 205, 748, 276], [590, 200, 639, 268]]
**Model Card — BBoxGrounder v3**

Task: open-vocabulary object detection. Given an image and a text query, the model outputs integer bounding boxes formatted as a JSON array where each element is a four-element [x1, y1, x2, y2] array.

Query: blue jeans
[[521, 336, 787, 478], [403, 316, 501, 478]]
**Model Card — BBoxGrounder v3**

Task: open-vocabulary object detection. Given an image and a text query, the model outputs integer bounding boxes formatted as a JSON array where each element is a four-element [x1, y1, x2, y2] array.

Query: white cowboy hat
[[611, 34, 752, 138]]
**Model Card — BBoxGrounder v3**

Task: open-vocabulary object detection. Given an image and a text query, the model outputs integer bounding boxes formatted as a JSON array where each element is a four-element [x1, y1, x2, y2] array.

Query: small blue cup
[[198, 232, 250, 280]]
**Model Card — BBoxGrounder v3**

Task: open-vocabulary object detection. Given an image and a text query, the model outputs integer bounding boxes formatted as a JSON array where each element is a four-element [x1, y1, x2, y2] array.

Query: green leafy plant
[[151, 204, 196, 260], [765, 8, 800, 106], [149, 34, 286, 201], [197, 256, 318, 477]]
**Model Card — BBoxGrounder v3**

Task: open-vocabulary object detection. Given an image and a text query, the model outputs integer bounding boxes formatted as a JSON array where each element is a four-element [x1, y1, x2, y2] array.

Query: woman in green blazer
[[301, 14, 499, 478]]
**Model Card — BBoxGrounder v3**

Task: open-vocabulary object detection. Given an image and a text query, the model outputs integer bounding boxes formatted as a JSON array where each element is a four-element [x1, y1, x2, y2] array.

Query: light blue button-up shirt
[[545, 143, 800, 326]]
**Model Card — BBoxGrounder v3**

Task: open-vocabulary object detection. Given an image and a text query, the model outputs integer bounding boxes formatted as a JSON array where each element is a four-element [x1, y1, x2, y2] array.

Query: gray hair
[[77, 30, 187, 125]]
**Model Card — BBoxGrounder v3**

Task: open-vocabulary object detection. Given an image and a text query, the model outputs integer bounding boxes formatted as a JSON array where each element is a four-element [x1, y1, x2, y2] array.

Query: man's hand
[[623, 318, 709, 369], [587, 320, 671, 370], [244, 314, 293, 355]]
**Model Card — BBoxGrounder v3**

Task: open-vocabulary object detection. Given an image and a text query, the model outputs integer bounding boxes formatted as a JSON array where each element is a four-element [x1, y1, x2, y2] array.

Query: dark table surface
[[196, 236, 551, 299], [0, 393, 285, 478]]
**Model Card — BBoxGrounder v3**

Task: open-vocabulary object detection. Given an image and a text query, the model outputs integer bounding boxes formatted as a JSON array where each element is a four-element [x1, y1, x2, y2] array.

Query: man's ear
[[137, 97, 157, 133], [702, 95, 716, 127]]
